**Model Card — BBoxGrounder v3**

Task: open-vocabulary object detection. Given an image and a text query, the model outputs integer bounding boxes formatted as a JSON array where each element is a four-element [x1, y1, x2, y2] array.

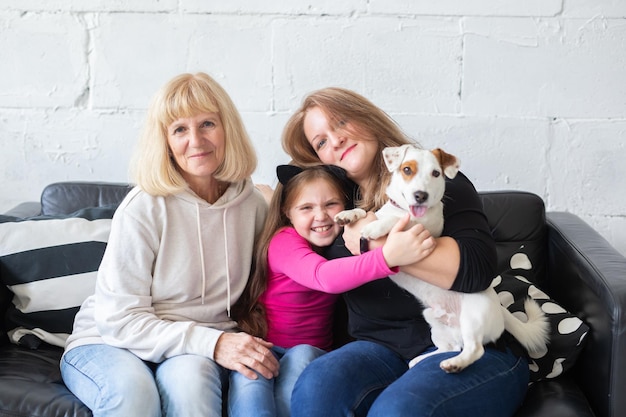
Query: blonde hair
[[131, 72, 257, 196], [281, 87, 417, 211], [233, 166, 349, 337]]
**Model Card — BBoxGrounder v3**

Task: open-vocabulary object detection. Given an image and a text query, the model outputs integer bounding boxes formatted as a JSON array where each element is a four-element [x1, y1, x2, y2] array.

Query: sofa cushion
[[493, 250, 590, 383], [0, 206, 115, 348], [0, 343, 93, 417]]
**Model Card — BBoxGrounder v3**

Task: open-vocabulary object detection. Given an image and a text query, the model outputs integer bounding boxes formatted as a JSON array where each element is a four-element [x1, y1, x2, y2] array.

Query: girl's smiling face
[[286, 177, 345, 249]]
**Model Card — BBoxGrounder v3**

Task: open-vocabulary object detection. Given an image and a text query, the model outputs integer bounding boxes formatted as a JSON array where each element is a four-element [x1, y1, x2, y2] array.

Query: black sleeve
[[442, 172, 497, 293]]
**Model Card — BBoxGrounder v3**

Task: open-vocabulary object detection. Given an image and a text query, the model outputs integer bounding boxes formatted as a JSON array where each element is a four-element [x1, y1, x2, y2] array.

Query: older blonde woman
[[61, 73, 279, 417]]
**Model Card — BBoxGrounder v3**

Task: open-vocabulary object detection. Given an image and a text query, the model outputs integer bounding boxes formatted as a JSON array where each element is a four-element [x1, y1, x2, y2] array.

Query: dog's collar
[[388, 198, 404, 210]]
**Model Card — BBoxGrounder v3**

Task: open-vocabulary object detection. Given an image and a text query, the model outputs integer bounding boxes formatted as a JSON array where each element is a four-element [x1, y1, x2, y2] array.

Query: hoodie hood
[[176, 178, 254, 210]]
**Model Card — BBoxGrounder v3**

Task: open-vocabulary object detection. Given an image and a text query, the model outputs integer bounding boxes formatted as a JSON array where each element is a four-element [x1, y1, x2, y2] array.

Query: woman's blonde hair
[[131, 72, 257, 196], [282, 87, 417, 211], [233, 165, 349, 338]]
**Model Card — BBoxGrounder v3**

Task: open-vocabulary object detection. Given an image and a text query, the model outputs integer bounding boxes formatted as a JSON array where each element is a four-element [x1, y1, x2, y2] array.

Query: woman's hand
[[343, 211, 380, 255], [382, 213, 436, 267], [214, 332, 280, 380]]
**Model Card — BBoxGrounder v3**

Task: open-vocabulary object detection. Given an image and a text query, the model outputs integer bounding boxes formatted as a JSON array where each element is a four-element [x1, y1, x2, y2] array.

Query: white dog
[[335, 145, 549, 373]]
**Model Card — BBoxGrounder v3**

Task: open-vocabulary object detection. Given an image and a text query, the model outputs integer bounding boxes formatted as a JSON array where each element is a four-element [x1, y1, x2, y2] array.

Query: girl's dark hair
[[232, 165, 350, 338]]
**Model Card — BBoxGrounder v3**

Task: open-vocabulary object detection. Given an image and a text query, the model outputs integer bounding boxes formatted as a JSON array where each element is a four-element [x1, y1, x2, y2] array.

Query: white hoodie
[[64, 178, 267, 363]]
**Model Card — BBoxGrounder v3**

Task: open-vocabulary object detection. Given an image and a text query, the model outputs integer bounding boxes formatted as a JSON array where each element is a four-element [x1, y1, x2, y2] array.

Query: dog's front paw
[[334, 209, 366, 226], [361, 221, 387, 240]]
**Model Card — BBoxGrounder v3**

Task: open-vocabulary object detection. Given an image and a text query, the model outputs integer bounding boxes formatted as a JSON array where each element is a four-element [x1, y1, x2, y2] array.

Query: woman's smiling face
[[303, 106, 378, 187], [167, 111, 225, 189]]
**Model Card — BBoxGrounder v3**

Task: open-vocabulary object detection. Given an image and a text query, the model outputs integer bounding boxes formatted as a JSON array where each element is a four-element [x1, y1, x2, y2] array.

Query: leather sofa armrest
[[3, 202, 42, 218], [546, 211, 626, 417]]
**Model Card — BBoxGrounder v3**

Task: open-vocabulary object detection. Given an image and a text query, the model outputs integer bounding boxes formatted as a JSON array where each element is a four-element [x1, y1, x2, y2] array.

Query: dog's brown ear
[[383, 145, 412, 172], [432, 148, 460, 179]]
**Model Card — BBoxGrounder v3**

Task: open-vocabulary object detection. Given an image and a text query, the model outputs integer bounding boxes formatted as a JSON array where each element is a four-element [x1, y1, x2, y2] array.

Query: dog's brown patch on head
[[400, 160, 418, 180], [431, 148, 460, 179], [432, 148, 455, 171]]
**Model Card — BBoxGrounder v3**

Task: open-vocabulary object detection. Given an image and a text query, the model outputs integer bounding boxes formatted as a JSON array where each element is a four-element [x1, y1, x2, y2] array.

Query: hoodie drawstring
[[195, 202, 232, 317], [196, 202, 207, 305], [222, 207, 231, 317]]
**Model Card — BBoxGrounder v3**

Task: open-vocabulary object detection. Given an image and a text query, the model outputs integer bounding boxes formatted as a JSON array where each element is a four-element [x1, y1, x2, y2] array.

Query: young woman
[[282, 87, 529, 417], [230, 164, 427, 417], [60, 72, 279, 417]]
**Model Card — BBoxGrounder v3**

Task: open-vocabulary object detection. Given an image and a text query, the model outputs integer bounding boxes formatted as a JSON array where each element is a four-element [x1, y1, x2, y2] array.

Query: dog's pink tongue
[[410, 205, 427, 218]]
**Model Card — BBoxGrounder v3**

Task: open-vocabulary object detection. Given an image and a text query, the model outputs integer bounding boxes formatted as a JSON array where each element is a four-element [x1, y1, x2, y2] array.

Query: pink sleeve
[[268, 228, 398, 294]]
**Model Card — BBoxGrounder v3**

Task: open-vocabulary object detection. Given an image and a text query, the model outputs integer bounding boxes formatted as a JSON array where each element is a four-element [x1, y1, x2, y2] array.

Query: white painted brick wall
[[1, 1, 625, 257]]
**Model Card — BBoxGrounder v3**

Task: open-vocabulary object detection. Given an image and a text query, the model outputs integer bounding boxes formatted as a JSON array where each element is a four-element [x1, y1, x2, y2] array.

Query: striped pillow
[[0, 206, 115, 348]]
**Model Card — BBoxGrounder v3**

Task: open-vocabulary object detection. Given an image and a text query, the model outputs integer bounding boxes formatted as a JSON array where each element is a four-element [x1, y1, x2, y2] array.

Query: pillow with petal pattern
[[492, 251, 589, 382]]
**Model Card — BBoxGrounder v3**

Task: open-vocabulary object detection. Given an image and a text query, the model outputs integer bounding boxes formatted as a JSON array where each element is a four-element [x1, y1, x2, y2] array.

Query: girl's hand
[[382, 213, 436, 267], [214, 332, 280, 380]]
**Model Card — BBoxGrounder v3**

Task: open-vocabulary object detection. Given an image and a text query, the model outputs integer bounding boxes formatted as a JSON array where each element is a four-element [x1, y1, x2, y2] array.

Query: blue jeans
[[229, 344, 327, 417], [291, 341, 529, 417], [61, 344, 228, 417]]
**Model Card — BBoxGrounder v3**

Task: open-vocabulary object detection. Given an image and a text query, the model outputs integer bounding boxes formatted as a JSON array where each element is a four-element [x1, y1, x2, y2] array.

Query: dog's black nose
[[415, 191, 428, 204]]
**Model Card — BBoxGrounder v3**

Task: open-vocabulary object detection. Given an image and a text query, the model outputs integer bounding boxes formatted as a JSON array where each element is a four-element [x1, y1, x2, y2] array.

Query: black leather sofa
[[1, 181, 625, 417]]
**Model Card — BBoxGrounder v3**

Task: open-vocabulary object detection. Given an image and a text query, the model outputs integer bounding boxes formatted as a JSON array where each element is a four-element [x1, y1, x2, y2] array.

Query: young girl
[[229, 164, 428, 417]]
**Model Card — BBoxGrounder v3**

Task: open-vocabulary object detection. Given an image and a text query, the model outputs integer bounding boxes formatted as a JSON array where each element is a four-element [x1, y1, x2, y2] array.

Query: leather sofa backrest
[[479, 191, 548, 287], [31, 184, 551, 287], [40, 182, 133, 216]]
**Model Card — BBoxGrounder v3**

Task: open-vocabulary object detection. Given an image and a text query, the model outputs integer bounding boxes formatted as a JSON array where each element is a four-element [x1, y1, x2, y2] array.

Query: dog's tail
[[501, 298, 550, 354]]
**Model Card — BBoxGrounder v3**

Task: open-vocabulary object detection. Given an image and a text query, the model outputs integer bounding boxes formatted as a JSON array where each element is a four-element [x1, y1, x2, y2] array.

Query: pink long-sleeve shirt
[[260, 227, 397, 351]]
